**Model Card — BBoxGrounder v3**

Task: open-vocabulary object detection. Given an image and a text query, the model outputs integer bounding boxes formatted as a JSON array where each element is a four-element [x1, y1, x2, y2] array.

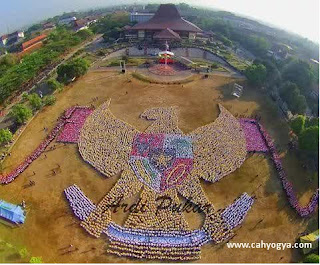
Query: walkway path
[[0, 34, 103, 124]]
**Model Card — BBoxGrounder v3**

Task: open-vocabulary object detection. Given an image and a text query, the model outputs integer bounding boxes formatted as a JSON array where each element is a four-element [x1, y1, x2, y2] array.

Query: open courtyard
[[0, 68, 317, 263]]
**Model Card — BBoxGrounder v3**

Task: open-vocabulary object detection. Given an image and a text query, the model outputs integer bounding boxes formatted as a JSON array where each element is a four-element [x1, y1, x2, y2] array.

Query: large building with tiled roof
[[129, 4, 202, 41]]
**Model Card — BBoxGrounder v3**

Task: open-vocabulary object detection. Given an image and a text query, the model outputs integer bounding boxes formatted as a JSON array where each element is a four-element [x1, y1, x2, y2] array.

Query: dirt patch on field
[[0, 70, 317, 263]]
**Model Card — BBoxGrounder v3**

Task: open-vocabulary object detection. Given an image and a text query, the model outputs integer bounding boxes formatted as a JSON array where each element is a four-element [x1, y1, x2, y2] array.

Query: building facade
[[130, 12, 154, 23], [128, 4, 202, 42]]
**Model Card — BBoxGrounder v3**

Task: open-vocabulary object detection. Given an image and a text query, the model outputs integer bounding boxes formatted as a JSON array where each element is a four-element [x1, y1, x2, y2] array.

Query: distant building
[[130, 12, 154, 23], [0, 31, 24, 47], [58, 17, 77, 25], [267, 43, 293, 61], [72, 19, 89, 32], [128, 4, 202, 41], [0, 36, 7, 47], [42, 22, 56, 30], [21, 34, 47, 50], [18, 34, 47, 57], [71, 17, 97, 32], [196, 31, 216, 42]]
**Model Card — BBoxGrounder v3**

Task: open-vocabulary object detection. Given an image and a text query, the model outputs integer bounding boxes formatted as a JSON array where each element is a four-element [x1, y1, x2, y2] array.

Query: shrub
[[121, 55, 128, 62], [304, 254, 319, 263], [19, 247, 29, 259], [212, 63, 218, 69], [43, 95, 56, 106], [290, 115, 306, 135], [97, 50, 105, 56], [10, 104, 33, 124], [305, 117, 319, 128], [27, 93, 43, 111], [29, 257, 42, 263], [0, 128, 13, 145], [299, 126, 319, 153], [22, 92, 29, 101], [47, 79, 61, 91]]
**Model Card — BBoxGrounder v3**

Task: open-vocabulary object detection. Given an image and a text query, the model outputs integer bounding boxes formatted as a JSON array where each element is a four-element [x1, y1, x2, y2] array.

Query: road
[[0, 34, 103, 123]]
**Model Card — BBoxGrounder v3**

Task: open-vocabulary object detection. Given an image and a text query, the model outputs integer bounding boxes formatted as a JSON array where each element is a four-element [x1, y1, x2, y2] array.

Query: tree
[[280, 82, 307, 114], [282, 59, 314, 90], [28, 93, 43, 111], [10, 104, 33, 124], [290, 115, 305, 135], [76, 29, 93, 40], [305, 117, 319, 128], [299, 126, 319, 153], [0, 128, 13, 145], [92, 12, 130, 38], [46, 79, 61, 91], [57, 58, 89, 83], [43, 95, 56, 106], [245, 63, 267, 86], [304, 254, 319, 263], [0, 27, 90, 103], [294, 94, 307, 114], [0, 54, 18, 67]]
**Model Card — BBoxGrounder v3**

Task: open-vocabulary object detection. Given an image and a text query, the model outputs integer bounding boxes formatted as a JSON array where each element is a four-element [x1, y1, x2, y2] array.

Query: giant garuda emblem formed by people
[[64, 100, 254, 260], [0, 96, 317, 260]]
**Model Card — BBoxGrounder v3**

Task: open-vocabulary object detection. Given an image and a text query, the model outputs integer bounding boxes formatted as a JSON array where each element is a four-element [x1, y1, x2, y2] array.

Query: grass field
[[0, 70, 317, 263], [98, 57, 150, 67], [187, 58, 229, 72]]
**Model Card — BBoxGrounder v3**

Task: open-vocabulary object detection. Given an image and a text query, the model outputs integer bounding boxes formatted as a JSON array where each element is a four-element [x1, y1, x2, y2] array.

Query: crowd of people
[[66, 183, 253, 260], [237, 117, 318, 217], [64, 184, 96, 221], [73, 103, 257, 260], [257, 122, 319, 217], [190, 104, 247, 183], [0, 106, 90, 184], [129, 133, 193, 192], [239, 119, 268, 152], [78, 102, 138, 178], [221, 193, 254, 230], [107, 223, 208, 248], [57, 108, 93, 143], [148, 64, 177, 76], [64, 179, 255, 261], [64, 183, 203, 260]]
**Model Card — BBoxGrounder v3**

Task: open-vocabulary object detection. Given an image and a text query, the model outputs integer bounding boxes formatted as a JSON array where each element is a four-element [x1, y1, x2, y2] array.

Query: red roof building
[[22, 34, 47, 50], [129, 4, 202, 41], [17, 34, 47, 57]]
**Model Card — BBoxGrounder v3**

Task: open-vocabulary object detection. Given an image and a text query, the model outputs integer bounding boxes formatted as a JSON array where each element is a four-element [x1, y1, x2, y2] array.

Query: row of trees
[[174, 4, 317, 116], [10, 92, 57, 125], [9, 57, 89, 124], [245, 57, 318, 115], [0, 27, 93, 103], [1, 56, 88, 147]]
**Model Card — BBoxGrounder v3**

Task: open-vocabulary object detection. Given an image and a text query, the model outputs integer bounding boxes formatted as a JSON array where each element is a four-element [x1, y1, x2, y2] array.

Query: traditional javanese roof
[[131, 4, 202, 33], [153, 28, 181, 40]]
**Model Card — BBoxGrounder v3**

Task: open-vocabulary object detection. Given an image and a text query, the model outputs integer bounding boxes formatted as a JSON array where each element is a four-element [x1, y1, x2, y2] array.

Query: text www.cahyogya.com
[[226, 240, 312, 250]]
